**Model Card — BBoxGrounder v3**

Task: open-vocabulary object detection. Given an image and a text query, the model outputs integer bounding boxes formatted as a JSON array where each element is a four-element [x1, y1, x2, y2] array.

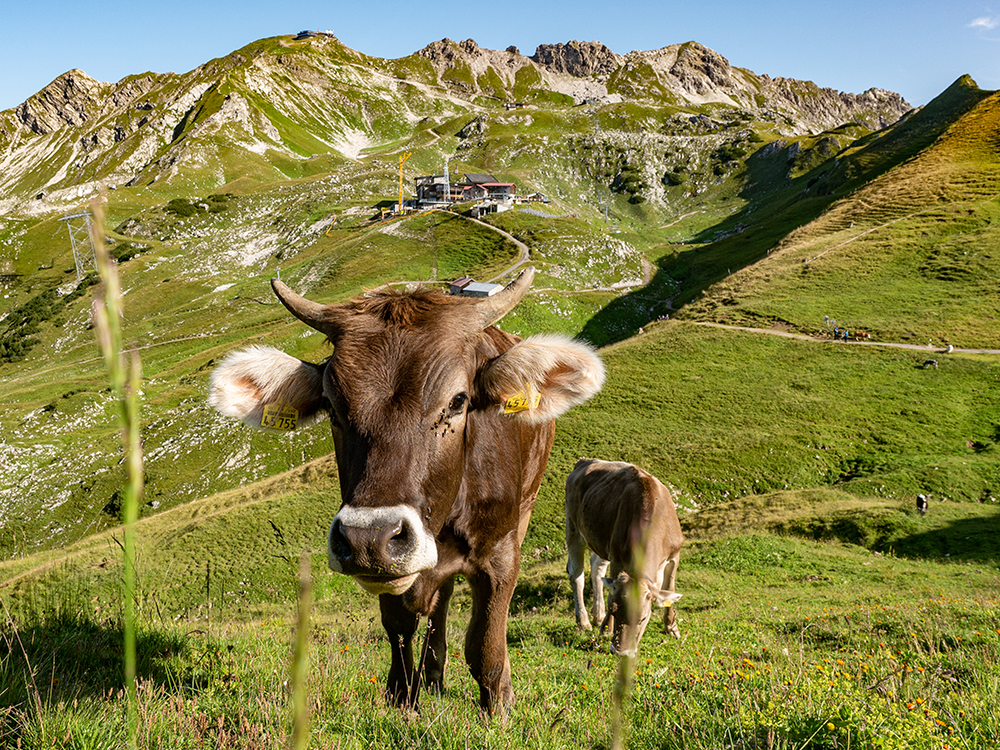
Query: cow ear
[[479, 334, 605, 423], [652, 590, 682, 608], [208, 345, 328, 432]]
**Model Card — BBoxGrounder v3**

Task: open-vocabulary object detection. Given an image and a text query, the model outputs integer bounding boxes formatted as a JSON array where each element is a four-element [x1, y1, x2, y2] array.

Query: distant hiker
[[946, 344, 954, 353], [843, 330, 849, 341], [917, 494, 929, 516]]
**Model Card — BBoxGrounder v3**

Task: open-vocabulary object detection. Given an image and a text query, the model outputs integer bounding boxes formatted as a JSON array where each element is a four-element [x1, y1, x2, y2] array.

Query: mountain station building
[[415, 172, 516, 207]]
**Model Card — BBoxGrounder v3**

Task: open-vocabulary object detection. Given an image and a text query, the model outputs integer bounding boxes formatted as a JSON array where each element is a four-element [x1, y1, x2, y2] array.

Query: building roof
[[463, 173, 499, 184], [463, 282, 503, 297]]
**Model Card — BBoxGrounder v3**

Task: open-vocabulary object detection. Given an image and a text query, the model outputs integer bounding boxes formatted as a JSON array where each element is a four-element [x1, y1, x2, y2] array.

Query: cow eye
[[328, 402, 348, 431], [448, 392, 468, 414]]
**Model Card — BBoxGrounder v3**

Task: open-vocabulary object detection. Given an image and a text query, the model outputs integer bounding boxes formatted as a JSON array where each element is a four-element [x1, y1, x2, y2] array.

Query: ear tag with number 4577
[[503, 386, 541, 415]]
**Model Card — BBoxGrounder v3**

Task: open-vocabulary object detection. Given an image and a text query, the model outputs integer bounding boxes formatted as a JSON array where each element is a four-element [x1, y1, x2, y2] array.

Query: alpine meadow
[[1, 31, 999, 749]]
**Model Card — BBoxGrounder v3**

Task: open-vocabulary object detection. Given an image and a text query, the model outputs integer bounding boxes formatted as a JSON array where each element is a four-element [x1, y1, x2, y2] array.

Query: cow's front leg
[[466, 548, 519, 714], [566, 522, 591, 629], [661, 553, 681, 638], [420, 575, 454, 694], [589, 552, 610, 627], [380, 594, 420, 708]]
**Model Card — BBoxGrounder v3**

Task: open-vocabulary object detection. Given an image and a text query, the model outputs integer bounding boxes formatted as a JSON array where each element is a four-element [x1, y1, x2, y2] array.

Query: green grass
[[680, 88, 1000, 346], [3, 313, 999, 746], [3, 503, 998, 749], [532, 322, 1000, 534]]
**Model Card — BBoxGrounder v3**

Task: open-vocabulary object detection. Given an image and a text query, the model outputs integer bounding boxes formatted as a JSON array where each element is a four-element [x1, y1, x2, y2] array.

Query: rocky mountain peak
[[15, 69, 105, 135], [419, 38, 494, 64], [530, 40, 622, 78], [666, 41, 741, 94]]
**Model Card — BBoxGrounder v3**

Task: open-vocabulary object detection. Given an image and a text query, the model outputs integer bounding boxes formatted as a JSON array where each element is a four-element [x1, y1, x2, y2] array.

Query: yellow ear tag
[[261, 403, 299, 431], [503, 386, 541, 415]]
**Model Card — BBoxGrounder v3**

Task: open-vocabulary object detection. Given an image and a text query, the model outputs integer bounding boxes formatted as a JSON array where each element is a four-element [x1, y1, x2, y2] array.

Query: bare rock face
[[668, 42, 741, 96], [418, 38, 489, 65], [530, 41, 622, 78], [759, 75, 913, 132], [15, 69, 104, 135]]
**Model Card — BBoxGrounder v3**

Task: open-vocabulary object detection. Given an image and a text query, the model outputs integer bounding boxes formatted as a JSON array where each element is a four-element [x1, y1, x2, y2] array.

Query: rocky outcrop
[[14, 69, 105, 135], [758, 75, 912, 132], [418, 37, 911, 132], [612, 42, 912, 132], [530, 41, 622, 78], [667, 42, 743, 96], [418, 38, 528, 81]]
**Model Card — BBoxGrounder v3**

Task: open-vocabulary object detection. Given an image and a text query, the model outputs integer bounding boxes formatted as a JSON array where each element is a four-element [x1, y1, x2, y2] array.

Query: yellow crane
[[398, 152, 412, 215]]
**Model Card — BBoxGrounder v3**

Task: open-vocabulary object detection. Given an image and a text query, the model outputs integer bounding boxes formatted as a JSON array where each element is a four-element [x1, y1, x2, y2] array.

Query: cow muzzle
[[327, 504, 438, 595]]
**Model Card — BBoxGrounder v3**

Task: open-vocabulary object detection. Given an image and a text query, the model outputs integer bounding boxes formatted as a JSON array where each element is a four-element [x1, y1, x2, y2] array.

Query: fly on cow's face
[[431, 392, 468, 436]]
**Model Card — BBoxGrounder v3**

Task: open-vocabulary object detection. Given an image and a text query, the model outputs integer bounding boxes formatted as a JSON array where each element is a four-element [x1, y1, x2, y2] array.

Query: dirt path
[[453, 215, 530, 282], [693, 321, 1000, 355], [659, 210, 704, 229]]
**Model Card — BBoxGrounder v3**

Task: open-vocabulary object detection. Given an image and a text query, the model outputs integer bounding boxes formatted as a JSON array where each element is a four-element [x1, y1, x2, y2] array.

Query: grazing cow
[[208, 268, 604, 712], [565, 458, 683, 656]]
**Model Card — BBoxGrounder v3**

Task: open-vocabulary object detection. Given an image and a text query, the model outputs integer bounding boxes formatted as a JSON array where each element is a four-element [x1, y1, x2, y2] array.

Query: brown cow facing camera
[[208, 268, 605, 713], [565, 458, 683, 656]]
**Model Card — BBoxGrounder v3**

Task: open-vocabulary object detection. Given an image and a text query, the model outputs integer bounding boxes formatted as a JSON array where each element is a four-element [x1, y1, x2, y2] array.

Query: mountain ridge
[[0, 33, 913, 218]]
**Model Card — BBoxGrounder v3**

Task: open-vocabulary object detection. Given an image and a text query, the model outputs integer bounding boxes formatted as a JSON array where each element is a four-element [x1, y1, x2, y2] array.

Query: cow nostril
[[387, 522, 411, 551], [384, 520, 419, 562], [330, 519, 352, 561]]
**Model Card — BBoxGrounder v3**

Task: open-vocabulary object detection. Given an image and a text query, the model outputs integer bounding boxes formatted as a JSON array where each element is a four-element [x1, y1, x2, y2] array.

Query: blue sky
[[2, 0, 998, 112]]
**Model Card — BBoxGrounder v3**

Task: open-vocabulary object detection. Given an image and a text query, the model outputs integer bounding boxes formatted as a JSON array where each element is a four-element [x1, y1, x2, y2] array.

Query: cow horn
[[271, 278, 340, 337], [476, 266, 535, 327]]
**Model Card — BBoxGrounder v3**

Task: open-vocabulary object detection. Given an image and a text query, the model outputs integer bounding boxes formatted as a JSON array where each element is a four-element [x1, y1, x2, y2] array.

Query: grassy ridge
[[683, 89, 1000, 347]]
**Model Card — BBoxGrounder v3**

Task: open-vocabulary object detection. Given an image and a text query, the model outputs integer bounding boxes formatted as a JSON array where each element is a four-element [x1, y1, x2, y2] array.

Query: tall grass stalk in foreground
[[611, 527, 647, 750], [90, 197, 143, 750], [289, 552, 313, 749]]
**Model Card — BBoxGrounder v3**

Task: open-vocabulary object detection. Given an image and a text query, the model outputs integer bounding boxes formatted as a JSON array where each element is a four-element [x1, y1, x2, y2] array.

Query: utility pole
[[60, 211, 95, 281], [443, 156, 450, 206]]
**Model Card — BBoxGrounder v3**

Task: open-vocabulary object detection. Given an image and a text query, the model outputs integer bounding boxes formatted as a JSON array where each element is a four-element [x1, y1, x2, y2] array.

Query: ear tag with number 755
[[261, 403, 299, 431]]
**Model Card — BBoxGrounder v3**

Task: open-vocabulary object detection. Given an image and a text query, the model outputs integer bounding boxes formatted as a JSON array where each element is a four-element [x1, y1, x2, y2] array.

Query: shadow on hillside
[[1, 611, 187, 704], [577, 267, 677, 346], [578, 153, 839, 346], [778, 502, 1000, 564], [888, 506, 1000, 564], [576, 90, 982, 347]]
